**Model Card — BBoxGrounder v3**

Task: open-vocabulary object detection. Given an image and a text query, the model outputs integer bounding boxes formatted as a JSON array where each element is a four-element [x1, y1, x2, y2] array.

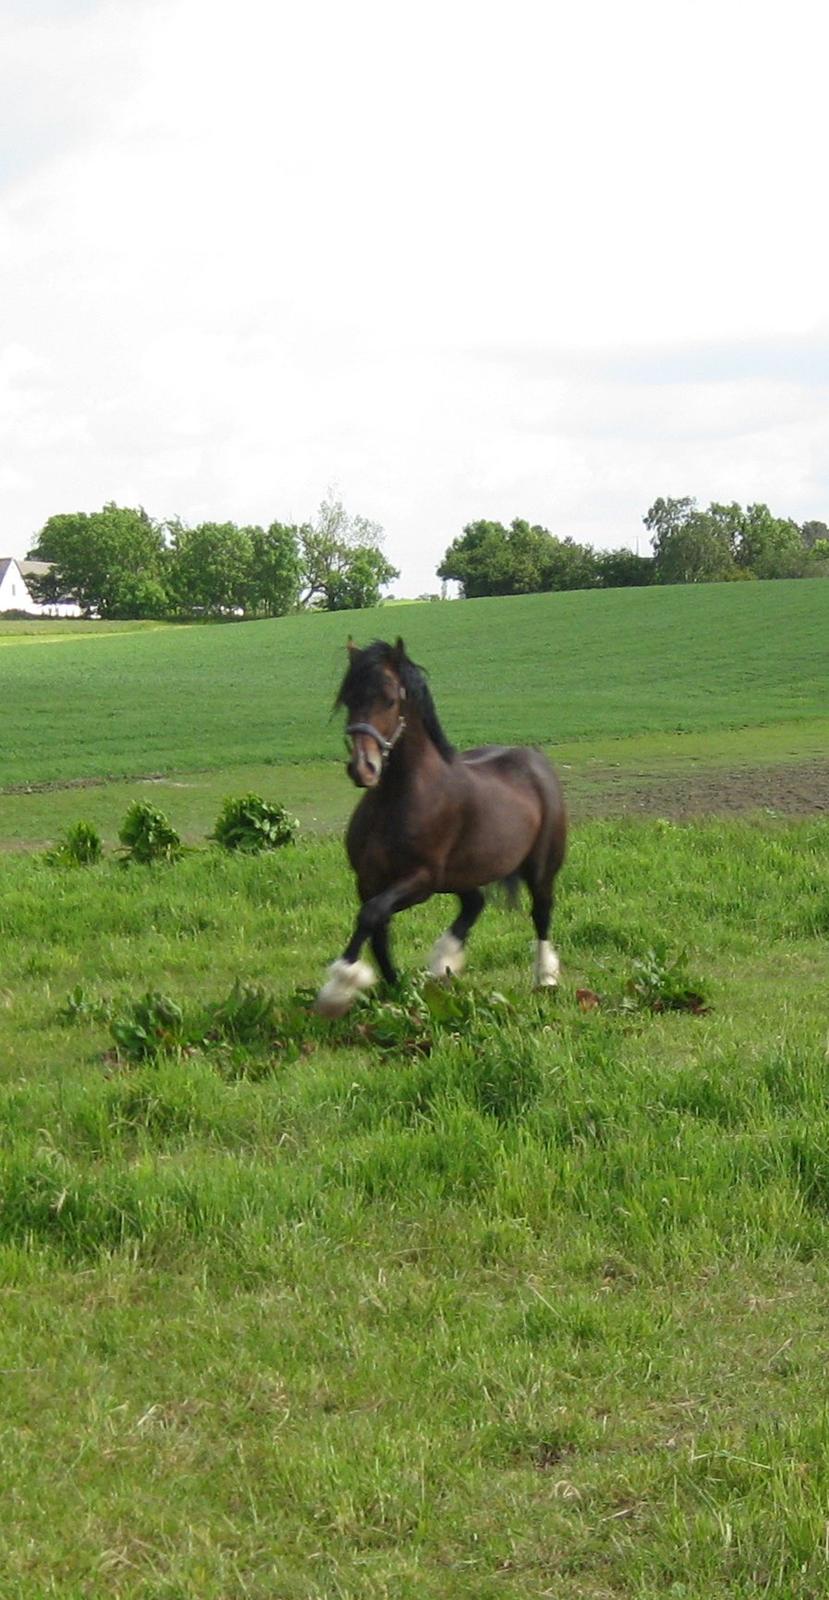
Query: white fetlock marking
[[428, 930, 466, 978], [534, 940, 560, 988], [314, 957, 375, 1018]]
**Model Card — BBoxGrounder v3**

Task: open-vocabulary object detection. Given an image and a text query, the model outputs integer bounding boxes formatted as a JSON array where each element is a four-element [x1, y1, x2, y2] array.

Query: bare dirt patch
[[574, 759, 829, 820]]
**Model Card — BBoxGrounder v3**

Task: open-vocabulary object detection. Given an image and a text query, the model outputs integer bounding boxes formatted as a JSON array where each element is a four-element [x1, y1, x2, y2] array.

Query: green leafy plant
[[47, 821, 103, 867], [205, 981, 280, 1044], [59, 984, 112, 1025], [118, 802, 182, 864], [210, 794, 298, 853], [623, 944, 710, 1015], [110, 992, 186, 1061], [348, 977, 516, 1057]]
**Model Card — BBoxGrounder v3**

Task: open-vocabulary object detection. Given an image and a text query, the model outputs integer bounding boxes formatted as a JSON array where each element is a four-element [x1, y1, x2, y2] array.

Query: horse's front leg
[[315, 869, 433, 1018], [429, 888, 486, 978]]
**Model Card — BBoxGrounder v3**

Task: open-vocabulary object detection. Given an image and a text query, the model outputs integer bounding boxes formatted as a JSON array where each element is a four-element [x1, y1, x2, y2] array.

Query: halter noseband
[[345, 716, 407, 762]]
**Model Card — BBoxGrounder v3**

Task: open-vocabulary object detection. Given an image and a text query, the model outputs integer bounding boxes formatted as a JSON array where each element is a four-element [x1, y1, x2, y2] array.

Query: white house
[[0, 557, 82, 617]]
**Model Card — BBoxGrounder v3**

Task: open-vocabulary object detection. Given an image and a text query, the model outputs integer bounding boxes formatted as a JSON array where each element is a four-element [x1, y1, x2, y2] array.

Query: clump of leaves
[[623, 944, 710, 1015], [89, 973, 522, 1075], [47, 821, 103, 867], [205, 981, 280, 1044], [118, 802, 182, 864], [59, 984, 112, 1025], [110, 992, 186, 1061], [211, 795, 298, 853], [350, 977, 516, 1056]]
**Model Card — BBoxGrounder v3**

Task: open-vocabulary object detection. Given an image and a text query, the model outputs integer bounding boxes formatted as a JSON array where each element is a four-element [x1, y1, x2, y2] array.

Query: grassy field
[[1, 819, 828, 1596], [1, 579, 827, 849], [1, 581, 828, 1595], [1, 580, 827, 784]]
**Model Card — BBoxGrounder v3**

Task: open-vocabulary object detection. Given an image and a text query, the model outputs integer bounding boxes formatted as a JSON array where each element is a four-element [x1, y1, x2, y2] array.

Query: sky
[[1, 0, 828, 595]]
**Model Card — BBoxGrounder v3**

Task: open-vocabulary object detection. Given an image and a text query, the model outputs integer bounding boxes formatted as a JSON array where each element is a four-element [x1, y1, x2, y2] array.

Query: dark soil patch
[[0, 772, 167, 796], [573, 759, 829, 821]]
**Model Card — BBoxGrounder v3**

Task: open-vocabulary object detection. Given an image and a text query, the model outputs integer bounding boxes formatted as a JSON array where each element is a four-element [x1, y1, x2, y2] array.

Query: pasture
[[1, 581, 828, 1596], [1, 578, 827, 850]]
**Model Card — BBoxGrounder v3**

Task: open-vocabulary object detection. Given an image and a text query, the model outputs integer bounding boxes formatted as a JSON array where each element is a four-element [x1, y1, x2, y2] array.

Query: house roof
[[0, 558, 18, 584], [19, 560, 53, 577]]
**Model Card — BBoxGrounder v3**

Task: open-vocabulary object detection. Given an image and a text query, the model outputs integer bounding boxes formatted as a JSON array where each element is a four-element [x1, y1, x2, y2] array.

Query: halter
[[345, 716, 407, 762]]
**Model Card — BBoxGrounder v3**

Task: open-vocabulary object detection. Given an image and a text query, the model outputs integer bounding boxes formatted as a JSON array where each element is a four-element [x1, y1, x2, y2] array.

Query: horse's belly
[[442, 804, 537, 890]]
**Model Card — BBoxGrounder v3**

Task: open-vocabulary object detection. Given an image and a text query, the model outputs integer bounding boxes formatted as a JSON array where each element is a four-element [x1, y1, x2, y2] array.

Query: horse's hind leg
[[531, 886, 560, 987], [522, 859, 561, 988], [429, 889, 485, 978]]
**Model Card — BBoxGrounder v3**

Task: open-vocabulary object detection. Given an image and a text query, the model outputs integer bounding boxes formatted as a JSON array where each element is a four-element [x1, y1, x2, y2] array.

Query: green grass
[[1, 817, 829, 1596], [1, 582, 827, 1592], [1, 581, 827, 790], [2, 581, 827, 851], [3, 717, 829, 854]]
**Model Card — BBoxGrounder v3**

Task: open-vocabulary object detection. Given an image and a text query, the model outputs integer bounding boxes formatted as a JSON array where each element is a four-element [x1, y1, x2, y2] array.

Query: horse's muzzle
[[347, 746, 382, 788]]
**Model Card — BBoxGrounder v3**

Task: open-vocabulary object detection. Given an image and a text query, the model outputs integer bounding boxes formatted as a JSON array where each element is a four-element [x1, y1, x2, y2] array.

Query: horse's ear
[[346, 635, 358, 658], [393, 636, 406, 662]]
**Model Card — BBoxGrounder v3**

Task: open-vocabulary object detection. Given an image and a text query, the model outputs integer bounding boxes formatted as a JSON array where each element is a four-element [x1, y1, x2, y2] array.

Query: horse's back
[[461, 742, 563, 795]]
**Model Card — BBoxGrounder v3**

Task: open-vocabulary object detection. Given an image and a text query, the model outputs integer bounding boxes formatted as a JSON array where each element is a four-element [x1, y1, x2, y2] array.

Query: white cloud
[[2, 0, 828, 589]]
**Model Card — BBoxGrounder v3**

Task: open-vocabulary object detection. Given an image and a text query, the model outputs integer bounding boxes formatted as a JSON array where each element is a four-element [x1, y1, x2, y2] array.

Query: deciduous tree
[[169, 522, 255, 616], [645, 497, 737, 583], [594, 548, 655, 587], [247, 523, 301, 616], [299, 497, 398, 610], [28, 503, 168, 617], [736, 504, 805, 579]]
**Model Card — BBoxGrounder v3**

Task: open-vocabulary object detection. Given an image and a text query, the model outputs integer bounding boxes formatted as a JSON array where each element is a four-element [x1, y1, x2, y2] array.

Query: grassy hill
[[2, 581, 827, 791]]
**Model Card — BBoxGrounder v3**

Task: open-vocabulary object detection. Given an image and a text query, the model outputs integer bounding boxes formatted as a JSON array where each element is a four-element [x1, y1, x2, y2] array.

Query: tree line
[[438, 501, 829, 598], [22, 492, 829, 619], [26, 497, 399, 619]]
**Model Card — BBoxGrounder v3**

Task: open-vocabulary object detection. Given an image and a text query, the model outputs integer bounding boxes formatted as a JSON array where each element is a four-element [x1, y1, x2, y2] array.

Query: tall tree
[[736, 504, 806, 579], [28, 503, 169, 617], [540, 535, 598, 592], [169, 522, 255, 616], [437, 520, 513, 598], [438, 519, 556, 597], [644, 497, 737, 583], [438, 519, 598, 597], [299, 496, 398, 610], [247, 523, 302, 616]]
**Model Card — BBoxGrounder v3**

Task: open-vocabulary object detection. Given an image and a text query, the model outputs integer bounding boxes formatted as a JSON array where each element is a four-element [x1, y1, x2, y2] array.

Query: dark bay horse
[[315, 637, 567, 1017]]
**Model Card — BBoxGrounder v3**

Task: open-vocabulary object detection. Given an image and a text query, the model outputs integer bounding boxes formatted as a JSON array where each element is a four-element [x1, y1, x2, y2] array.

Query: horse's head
[[336, 638, 408, 788]]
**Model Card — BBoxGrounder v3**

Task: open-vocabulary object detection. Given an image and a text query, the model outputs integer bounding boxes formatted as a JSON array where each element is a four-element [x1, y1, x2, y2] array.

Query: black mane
[[336, 640, 455, 762]]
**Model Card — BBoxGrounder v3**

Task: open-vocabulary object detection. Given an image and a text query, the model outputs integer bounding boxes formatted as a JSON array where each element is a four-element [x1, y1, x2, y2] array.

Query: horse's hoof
[[314, 958, 375, 1018], [428, 931, 466, 979]]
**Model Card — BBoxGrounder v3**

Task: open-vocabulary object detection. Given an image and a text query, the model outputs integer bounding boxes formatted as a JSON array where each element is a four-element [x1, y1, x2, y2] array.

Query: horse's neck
[[384, 715, 444, 788]]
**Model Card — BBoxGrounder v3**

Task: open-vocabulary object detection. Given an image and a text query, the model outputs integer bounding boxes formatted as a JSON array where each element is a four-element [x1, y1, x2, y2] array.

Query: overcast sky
[[2, 0, 828, 594]]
